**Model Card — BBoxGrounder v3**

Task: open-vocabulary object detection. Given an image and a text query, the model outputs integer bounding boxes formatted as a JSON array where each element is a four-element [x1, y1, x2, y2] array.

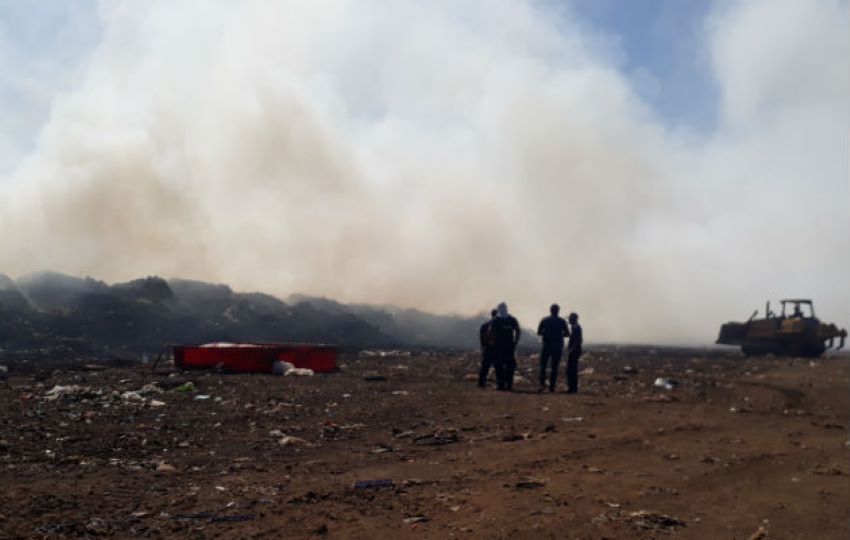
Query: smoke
[[1, 0, 847, 343]]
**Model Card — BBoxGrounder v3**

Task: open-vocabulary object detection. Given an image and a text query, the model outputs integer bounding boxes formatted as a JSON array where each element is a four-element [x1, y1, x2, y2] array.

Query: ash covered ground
[[1, 348, 847, 539]]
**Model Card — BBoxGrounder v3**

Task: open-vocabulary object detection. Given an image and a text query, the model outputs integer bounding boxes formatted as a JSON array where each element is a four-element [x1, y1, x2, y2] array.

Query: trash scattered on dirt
[[173, 381, 196, 393], [514, 479, 547, 489], [403, 516, 429, 524], [278, 435, 309, 447], [746, 525, 769, 540], [622, 365, 638, 374], [156, 463, 176, 472], [286, 368, 314, 376], [626, 510, 686, 530], [171, 511, 255, 523], [353, 479, 394, 490], [561, 416, 584, 423], [642, 394, 678, 403], [653, 378, 677, 390], [272, 360, 291, 375], [414, 428, 459, 446]]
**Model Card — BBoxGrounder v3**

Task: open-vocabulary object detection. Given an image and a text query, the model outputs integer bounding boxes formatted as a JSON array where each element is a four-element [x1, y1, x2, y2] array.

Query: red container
[[278, 346, 337, 373], [173, 343, 337, 373]]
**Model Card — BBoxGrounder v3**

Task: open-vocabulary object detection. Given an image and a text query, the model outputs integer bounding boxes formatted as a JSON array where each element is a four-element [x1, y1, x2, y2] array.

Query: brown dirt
[[1, 348, 847, 539]]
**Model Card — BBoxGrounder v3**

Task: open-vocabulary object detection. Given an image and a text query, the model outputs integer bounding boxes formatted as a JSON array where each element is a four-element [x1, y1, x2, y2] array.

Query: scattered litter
[[391, 390, 409, 395], [642, 394, 678, 403], [353, 479, 394, 489], [622, 366, 638, 374], [746, 525, 769, 540], [403, 516, 429, 524], [156, 463, 176, 472], [173, 382, 196, 393], [627, 510, 686, 530], [653, 378, 677, 390], [278, 435, 309, 447], [514, 479, 546, 489], [272, 361, 292, 375], [286, 368, 314, 377], [502, 432, 532, 442], [561, 416, 584, 423], [171, 511, 254, 523], [148, 399, 166, 407], [194, 394, 211, 400], [414, 428, 460, 446], [579, 367, 595, 375]]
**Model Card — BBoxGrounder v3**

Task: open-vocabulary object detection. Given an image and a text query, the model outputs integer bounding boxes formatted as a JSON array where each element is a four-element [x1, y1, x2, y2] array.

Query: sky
[[0, 0, 847, 344]]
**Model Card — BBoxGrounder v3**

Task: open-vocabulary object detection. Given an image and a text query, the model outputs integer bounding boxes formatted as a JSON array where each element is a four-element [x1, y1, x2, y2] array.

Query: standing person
[[491, 302, 521, 391], [537, 304, 568, 392], [565, 312, 583, 394], [478, 309, 498, 387]]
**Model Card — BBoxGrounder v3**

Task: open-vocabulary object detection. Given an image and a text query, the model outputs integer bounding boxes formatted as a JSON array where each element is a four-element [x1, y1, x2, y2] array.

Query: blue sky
[[566, 0, 717, 128]]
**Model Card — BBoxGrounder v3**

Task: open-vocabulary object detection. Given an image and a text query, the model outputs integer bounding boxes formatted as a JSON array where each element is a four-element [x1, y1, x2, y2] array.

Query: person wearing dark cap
[[537, 304, 568, 392], [491, 302, 521, 391], [566, 312, 583, 394], [478, 309, 498, 387]]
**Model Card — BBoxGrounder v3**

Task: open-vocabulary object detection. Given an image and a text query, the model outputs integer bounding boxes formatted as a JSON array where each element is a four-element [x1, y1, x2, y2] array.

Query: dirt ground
[[1, 347, 847, 539]]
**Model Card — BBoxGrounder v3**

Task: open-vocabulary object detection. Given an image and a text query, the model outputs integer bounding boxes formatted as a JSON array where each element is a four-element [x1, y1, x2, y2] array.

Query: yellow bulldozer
[[716, 299, 847, 357]]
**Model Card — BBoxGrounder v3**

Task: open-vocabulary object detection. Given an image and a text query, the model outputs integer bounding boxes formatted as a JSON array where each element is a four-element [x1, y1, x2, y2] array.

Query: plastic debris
[[653, 378, 677, 390], [353, 479, 394, 489], [173, 382, 196, 392], [278, 435, 309, 446], [514, 479, 546, 489], [286, 368, 314, 377]]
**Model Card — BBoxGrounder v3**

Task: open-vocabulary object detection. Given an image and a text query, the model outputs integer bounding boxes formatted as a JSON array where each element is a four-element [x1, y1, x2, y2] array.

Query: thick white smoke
[[0, 0, 847, 343]]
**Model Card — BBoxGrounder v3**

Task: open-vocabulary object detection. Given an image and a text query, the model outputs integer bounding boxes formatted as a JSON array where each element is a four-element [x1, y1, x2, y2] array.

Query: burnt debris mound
[[0, 271, 483, 363]]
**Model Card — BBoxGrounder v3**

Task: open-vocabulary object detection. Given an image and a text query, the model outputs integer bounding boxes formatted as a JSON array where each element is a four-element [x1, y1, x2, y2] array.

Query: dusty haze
[[1, 0, 848, 343]]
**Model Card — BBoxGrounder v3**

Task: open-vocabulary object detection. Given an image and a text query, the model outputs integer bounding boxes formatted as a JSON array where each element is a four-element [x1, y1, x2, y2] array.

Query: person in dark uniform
[[537, 304, 568, 392], [491, 302, 521, 391], [565, 312, 583, 394], [478, 309, 498, 387]]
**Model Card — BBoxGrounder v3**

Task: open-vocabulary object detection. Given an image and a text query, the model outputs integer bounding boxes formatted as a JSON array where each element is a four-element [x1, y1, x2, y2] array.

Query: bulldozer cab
[[780, 299, 814, 319]]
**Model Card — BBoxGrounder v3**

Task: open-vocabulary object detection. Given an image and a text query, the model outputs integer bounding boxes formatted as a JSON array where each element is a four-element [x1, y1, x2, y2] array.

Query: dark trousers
[[494, 347, 516, 391], [478, 350, 495, 387], [566, 350, 581, 393], [539, 344, 562, 391]]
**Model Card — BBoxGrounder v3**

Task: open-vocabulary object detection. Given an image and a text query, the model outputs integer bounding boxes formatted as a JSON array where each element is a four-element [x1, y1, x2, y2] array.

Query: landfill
[[0, 346, 847, 538]]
